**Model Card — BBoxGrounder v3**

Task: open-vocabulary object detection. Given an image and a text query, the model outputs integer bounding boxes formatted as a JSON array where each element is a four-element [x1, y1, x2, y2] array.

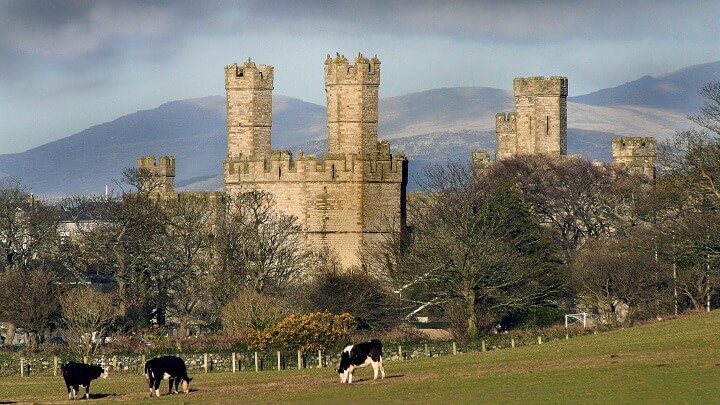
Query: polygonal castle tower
[[496, 76, 568, 160], [223, 53, 408, 269], [611, 137, 656, 179]]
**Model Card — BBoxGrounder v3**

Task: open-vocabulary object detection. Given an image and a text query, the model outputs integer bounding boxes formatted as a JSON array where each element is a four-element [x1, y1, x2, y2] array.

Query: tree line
[[1, 81, 720, 352]]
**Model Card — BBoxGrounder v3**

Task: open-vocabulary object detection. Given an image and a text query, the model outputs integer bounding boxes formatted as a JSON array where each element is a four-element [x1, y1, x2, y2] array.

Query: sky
[[1, 0, 719, 154]]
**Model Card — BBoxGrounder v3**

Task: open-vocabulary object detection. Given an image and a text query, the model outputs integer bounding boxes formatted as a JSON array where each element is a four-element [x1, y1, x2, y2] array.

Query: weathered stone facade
[[223, 54, 407, 268], [138, 155, 176, 192], [611, 137, 656, 179], [496, 76, 568, 159]]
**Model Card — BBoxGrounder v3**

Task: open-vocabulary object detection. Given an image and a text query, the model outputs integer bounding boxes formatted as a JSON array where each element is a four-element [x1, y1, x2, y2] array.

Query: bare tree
[[490, 155, 648, 260], [570, 237, 672, 325], [215, 191, 309, 299], [60, 287, 116, 356], [0, 180, 61, 345], [158, 194, 219, 338], [0, 268, 61, 347], [401, 163, 563, 338]]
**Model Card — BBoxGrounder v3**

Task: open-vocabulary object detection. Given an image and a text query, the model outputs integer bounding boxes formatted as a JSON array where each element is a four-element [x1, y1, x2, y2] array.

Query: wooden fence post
[[112, 355, 118, 371], [254, 352, 259, 372], [511, 338, 515, 348], [425, 343, 429, 357], [20, 357, 25, 377], [317, 350, 322, 368], [538, 336, 542, 345], [398, 345, 402, 360], [141, 354, 146, 375], [481, 341, 486, 352], [232, 352, 237, 373], [204, 353, 209, 373], [452, 342, 457, 355], [297, 351, 302, 370], [54, 356, 58, 377], [277, 351, 282, 370]]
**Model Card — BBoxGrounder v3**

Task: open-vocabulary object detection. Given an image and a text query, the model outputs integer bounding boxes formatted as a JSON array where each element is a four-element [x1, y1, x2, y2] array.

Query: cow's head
[[181, 377, 193, 393], [337, 350, 352, 383], [96, 365, 109, 379]]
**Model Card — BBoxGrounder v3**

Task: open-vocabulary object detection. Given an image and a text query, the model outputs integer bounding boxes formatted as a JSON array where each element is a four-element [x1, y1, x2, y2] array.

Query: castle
[[492, 76, 655, 176], [138, 65, 655, 270], [220, 54, 407, 268]]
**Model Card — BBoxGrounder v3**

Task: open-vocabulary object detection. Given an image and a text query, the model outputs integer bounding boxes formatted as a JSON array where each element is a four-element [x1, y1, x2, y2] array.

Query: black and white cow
[[144, 355, 193, 397], [337, 339, 385, 383], [61, 362, 109, 400]]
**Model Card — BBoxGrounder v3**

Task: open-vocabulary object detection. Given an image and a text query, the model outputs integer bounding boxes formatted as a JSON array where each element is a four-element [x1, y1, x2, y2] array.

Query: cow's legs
[[372, 361, 379, 380], [379, 357, 385, 379], [84, 383, 90, 399], [169, 376, 180, 394], [153, 377, 162, 397]]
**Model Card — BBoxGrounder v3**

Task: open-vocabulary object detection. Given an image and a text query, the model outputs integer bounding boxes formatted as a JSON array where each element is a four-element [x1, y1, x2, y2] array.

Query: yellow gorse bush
[[248, 311, 355, 352]]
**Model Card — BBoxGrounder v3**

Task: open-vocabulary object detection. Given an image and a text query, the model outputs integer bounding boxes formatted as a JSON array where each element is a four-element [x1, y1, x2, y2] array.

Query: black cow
[[61, 362, 108, 400], [337, 339, 385, 383], [144, 355, 193, 397]]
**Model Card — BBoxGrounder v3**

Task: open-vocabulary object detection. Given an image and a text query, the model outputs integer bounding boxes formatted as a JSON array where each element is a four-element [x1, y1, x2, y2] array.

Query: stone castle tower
[[496, 76, 568, 159], [138, 155, 176, 192], [611, 137, 656, 179], [223, 54, 407, 268]]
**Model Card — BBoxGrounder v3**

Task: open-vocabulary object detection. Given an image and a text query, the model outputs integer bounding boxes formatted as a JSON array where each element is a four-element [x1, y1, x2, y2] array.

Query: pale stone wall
[[496, 76, 568, 160], [225, 60, 273, 159], [138, 155, 175, 192], [224, 53, 406, 269], [611, 137, 656, 178]]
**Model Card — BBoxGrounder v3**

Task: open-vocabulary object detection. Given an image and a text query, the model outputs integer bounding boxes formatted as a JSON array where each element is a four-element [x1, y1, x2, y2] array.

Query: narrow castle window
[[546, 116, 549, 135], [331, 164, 336, 179], [278, 167, 282, 178]]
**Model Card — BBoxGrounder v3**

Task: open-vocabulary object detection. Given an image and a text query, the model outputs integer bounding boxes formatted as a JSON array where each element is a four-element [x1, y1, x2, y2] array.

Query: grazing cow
[[337, 339, 385, 383], [144, 355, 193, 397], [61, 362, 109, 400]]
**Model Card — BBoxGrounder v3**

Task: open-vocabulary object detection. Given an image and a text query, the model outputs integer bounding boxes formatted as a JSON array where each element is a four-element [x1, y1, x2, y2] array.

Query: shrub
[[249, 311, 354, 352]]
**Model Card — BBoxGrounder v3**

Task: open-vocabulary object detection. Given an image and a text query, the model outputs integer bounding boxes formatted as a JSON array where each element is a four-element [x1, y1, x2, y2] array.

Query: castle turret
[[495, 112, 518, 160], [498, 76, 567, 158], [225, 59, 274, 159], [324, 53, 380, 158], [138, 155, 175, 192], [612, 137, 656, 179]]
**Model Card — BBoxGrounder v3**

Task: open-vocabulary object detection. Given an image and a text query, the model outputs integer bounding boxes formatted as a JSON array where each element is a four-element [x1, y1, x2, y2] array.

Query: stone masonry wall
[[224, 53, 406, 269]]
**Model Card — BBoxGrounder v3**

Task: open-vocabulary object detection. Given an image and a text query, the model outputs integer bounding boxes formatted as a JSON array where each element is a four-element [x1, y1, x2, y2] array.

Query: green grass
[[1, 311, 719, 404]]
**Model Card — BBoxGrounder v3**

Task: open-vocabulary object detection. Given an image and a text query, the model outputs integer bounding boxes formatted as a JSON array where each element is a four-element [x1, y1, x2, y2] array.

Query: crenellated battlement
[[513, 76, 568, 96], [495, 112, 517, 133], [224, 149, 405, 184], [225, 59, 274, 91], [324, 52, 380, 86], [138, 155, 175, 192], [611, 137, 656, 158], [611, 137, 656, 179], [224, 53, 406, 269]]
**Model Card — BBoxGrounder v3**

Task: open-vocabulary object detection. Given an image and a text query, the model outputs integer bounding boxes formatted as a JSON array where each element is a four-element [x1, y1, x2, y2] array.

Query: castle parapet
[[225, 59, 274, 90], [324, 53, 380, 86], [513, 76, 568, 96], [495, 112, 517, 133], [138, 155, 175, 192]]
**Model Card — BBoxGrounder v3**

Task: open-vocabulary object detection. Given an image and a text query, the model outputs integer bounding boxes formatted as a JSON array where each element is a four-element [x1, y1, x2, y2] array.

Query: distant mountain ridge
[[1, 60, 718, 197]]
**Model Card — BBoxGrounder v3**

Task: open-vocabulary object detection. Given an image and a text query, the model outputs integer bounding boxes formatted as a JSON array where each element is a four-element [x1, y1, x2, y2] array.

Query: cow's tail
[[143, 361, 149, 379]]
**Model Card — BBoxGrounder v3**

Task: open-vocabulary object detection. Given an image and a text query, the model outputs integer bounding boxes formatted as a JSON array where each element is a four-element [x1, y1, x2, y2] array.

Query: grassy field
[[1, 311, 719, 404]]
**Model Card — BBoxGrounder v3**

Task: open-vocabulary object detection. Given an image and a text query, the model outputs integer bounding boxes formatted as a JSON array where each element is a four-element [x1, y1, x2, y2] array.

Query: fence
[[0, 330, 593, 377]]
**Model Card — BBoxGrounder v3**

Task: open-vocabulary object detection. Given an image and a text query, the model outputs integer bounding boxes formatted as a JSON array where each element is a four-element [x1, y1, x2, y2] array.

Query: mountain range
[[2, 61, 719, 198]]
